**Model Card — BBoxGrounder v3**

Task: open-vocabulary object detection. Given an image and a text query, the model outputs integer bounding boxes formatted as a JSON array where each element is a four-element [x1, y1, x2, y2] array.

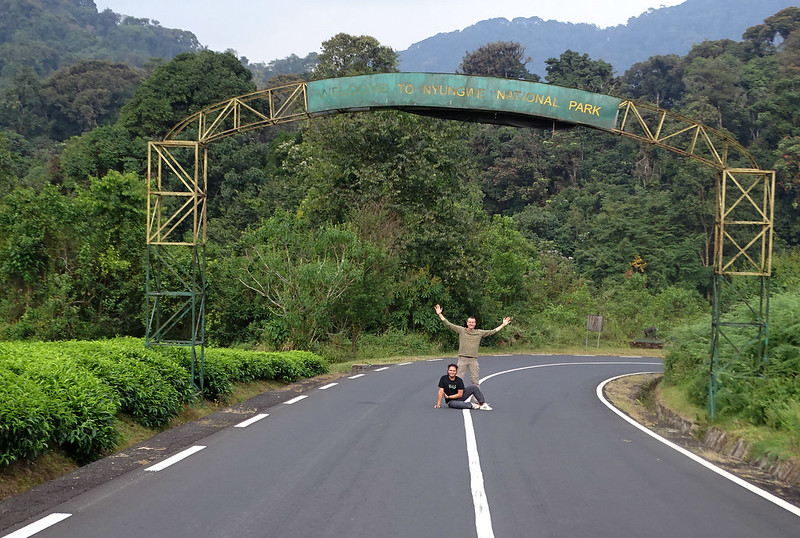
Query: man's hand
[[434, 304, 443, 315], [503, 316, 512, 326], [434, 403, 441, 408]]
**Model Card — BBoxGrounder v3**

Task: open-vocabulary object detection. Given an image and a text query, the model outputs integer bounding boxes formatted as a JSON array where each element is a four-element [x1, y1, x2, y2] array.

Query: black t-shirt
[[438, 374, 464, 401]]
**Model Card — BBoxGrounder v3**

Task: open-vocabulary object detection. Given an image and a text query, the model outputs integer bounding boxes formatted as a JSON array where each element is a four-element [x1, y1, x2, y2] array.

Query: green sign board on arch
[[307, 73, 622, 131]]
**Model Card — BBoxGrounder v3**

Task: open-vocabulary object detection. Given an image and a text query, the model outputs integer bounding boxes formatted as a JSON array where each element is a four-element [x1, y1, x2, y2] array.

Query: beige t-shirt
[[441, 317, 499, 358]]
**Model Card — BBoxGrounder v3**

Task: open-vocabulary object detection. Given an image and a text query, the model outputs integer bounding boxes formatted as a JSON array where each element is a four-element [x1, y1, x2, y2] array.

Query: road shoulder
[[603, 373, 800, 509]]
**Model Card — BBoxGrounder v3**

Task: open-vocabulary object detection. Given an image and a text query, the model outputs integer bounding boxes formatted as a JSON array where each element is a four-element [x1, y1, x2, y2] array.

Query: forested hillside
[[0, 7, 798, 358], [0, 0, 201, 89], [399, 0, 796, 76]]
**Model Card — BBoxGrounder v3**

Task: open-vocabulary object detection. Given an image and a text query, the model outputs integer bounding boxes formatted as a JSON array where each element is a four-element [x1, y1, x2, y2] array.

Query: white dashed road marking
[[234, 414, 269, 428], [2, 513, 71, 538], [145, 446, 206, 472]]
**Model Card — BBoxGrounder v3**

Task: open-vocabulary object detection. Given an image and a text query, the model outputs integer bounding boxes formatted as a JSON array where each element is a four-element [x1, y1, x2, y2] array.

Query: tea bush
[[0, 370, 52, 465], [0, 339, 328, 467], [0, 344, 120, 463]]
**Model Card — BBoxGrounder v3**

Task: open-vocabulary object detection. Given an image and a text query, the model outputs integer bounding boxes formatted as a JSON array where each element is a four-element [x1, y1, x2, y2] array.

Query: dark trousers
[[446, 385, 485, 409]]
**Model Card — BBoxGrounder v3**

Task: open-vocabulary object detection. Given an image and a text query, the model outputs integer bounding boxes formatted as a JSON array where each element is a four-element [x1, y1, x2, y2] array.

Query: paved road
[[4, 354, 799, 537]]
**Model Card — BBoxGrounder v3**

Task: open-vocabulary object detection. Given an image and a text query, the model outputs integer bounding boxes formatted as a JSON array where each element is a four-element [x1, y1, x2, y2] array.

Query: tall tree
[[623, 55, 684, 108], [544, 50, 618, 94], [118, 50, 256, 139], [0, 67, 49, 137], [743, 7, 800, 55], [458, 41, 537, 80], [681, 52, 747, 132], [39, 60, 143, 140], [312, 33, 397, 79]]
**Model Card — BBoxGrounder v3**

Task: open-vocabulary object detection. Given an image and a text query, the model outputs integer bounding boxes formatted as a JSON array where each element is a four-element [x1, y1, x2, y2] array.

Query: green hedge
[[0, 339, 328, 467], [0, 369, 52, 465], [0, 343, 120, 463], [179, 348, 329, 400]]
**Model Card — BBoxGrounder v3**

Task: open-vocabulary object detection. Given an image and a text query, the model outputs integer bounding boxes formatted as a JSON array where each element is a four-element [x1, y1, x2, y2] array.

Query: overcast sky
[[93, 0, 686, 64]]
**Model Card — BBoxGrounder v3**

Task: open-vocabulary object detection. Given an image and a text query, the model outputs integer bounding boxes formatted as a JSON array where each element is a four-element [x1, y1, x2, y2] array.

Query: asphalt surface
[[3, 354, 799, 537]]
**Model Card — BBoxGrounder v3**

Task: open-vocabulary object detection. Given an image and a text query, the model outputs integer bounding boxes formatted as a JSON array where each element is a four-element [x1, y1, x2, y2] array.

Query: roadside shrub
[[32, 358, 120, 462], [0, 370, 52, 465], [167, 347, 233, 401], [62, 341, 186, 428], [664, 288, 800, 428], [0, 345, 120, 463], [268, 350, 328, 381], [0, 339, 328, 466], [102, 338, 195, 403]]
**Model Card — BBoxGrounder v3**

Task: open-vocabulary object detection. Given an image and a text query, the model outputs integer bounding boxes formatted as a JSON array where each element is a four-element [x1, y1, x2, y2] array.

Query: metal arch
[[163, 82, 310, 143], [613, 99, 758, 170], [146, 75, 775, 414]]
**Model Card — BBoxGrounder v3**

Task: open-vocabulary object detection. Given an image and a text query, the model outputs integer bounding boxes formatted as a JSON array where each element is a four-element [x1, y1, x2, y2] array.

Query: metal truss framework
[[147, 81, 774, 410], [613, 100, 775, 419]]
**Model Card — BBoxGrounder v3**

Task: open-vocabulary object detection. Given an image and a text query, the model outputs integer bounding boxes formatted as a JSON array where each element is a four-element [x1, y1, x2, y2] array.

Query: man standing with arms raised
[[434, 304, 511, 388]]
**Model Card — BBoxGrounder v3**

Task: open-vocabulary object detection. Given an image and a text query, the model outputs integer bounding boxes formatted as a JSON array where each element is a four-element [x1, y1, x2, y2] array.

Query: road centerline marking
[[462, 409, 495, 538]]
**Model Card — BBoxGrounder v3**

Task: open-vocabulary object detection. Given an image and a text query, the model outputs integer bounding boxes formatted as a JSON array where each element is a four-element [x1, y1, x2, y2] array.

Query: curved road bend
[[3, 354, 799, 537]]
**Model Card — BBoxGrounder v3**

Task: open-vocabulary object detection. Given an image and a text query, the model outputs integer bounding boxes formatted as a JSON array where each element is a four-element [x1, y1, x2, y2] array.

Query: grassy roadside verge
[[657, 381, 800, 468]]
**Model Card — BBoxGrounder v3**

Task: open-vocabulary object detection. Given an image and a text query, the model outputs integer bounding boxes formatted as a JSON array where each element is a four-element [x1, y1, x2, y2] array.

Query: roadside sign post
[[586, 315, 603, 348]]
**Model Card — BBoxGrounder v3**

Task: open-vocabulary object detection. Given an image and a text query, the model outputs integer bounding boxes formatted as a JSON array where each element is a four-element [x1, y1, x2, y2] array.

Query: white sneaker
[[471, 402, 481, 409], [479, 403, 492, 411]]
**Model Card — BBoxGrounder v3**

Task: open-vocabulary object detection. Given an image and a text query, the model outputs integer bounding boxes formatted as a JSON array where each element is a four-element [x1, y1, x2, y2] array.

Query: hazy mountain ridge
[[398, 0, 797, 75]]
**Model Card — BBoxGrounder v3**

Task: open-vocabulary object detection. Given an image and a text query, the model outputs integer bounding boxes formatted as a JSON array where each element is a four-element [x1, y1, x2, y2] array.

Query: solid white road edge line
[[462, 409, 495, 538], [283, 395, 308, 405], [597, 372, 800, 518], [2, 513, 71, 538], [145, 445, 206, 472], [234, 413, 269, 428]]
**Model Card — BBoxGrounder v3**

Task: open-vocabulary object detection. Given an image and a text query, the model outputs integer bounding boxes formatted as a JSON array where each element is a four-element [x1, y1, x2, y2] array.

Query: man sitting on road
[[435, 363, 492, 410]]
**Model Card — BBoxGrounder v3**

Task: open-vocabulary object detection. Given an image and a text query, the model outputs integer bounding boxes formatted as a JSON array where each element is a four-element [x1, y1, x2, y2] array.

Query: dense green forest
[[0, 3, 798, 429]]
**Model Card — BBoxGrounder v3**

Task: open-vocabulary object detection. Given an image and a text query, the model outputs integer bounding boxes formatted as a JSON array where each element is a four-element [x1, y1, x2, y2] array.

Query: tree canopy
[[458, 41, 537, 81], [312, 33, 398, 79]]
